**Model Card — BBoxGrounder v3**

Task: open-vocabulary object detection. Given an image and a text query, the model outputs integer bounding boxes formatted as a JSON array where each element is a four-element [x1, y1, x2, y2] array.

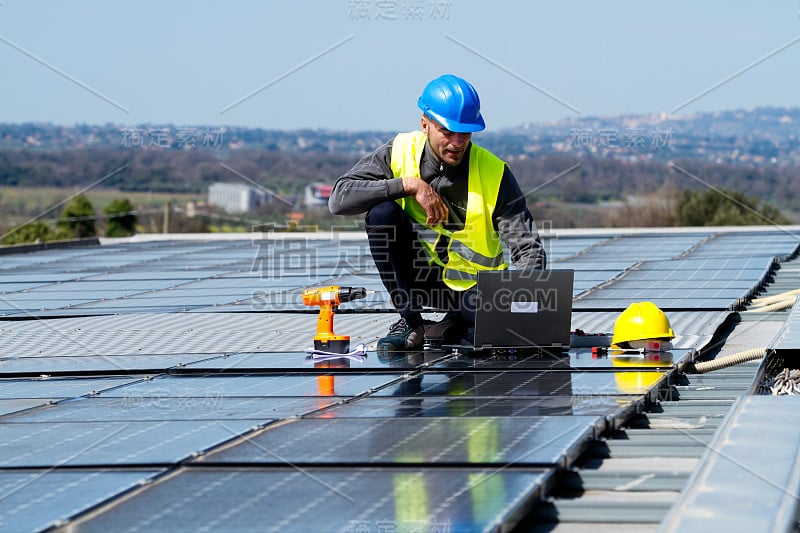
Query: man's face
[[421, 116, 472, 166]]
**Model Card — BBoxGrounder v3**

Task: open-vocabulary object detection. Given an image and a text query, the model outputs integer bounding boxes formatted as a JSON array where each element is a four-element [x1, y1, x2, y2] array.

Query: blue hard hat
[[417, 74, 486, 133]]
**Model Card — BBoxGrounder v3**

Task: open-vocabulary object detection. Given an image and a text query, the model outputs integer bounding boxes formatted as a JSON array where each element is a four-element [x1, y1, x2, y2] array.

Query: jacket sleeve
[[328, 140, 407, 216], [493, 165, 547, 270]]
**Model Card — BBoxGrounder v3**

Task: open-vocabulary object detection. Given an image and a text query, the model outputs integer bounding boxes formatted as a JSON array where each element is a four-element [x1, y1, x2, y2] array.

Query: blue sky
[[1, 1, 799, 131]]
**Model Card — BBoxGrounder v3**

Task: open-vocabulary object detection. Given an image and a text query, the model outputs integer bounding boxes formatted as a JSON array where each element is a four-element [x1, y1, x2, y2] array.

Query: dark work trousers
[[365, 200, 477, 327]]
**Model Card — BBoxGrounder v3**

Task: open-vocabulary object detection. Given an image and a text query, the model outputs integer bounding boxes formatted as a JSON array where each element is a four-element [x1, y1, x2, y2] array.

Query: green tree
[[1, 221, 53, 245], [104, 198, 137, 237], [56, 194, 97, 238], [676, 188, 789, 226]]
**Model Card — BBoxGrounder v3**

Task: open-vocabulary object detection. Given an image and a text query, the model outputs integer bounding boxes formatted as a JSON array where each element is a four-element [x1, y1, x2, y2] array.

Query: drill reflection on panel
[[314, 358, 350, 402], [302, 286, 367, 353]]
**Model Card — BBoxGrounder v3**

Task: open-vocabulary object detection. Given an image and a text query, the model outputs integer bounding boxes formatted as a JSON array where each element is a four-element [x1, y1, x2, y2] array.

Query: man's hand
[[402, 177, 448, 225]]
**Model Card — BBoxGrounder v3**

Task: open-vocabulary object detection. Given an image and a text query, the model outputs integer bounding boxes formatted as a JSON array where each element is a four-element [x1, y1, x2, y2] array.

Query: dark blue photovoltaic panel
[[179, 350, 452, 373], [0, 420, 257, 467], [580, 287, 752, 301], [0, 377, 148, 400], [0, 470, 162, 532], [573, 297, 734, 310], [621, 268, 769, 282], [557, 259, 638, 271], [87, 270, 229, 280], [645, 257, 775, 270], [599, 279, 759, 290], [563, 234, 710, 262], [548, 236, 609, 250], [305, 396, 634, 418], [566, 271, 625, 285], [66, 468, 551, 533], [12, 307, 184, 317], [4, 396, 334, 423], [98, 374, 405, 399], [435, 349, 691, 371], [0, 399, 51, 416], [0, 282, 59, 293], [197, 416, 600, 466], [38, 279, 185, 291], [3, 290, 149, 302], [0, 230, 784, 531], [0, 354, 220, 375], [689, 234, 799, 258], [373, 370, 660, 398]]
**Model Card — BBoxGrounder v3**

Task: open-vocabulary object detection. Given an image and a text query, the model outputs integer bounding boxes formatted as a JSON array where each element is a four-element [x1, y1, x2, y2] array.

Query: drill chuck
[[339, 286, 367, 303]]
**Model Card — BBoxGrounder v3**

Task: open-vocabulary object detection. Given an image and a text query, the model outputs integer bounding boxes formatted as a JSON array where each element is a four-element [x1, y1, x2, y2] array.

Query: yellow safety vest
[[390, 131, 508, 290]]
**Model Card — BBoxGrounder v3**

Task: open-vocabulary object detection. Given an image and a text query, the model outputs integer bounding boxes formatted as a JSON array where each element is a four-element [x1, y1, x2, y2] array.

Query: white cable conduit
[[743, 289, 800, 313], [749, 288, 800, 307], [690, 347, 767, 374]]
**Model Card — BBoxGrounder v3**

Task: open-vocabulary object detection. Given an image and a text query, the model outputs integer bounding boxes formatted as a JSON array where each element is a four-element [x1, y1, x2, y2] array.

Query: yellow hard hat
[[611, 301, 675, 346]]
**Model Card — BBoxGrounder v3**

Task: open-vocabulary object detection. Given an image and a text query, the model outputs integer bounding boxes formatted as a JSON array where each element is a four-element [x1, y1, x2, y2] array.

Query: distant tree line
[[1, 148, 798, 210], [3, 184, 785, 246], [0, 146, 797, 242], [1, 194, 137, 245], [0, 148, 355, 195]]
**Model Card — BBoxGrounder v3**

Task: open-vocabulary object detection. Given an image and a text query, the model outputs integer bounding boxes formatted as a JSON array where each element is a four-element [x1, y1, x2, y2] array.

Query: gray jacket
[[329, 136, 546, 269]]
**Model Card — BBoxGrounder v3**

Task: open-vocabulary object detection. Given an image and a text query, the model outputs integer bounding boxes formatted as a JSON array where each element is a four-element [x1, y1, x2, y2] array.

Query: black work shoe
[[423, 313, 468, 346], [377, 317, 425, 351], [459, 326, 475, 347]]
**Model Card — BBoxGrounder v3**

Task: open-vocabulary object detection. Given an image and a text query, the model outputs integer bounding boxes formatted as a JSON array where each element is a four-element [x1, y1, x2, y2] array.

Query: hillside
[[2, 107, 798, 165], [0, 107, 798, 216]]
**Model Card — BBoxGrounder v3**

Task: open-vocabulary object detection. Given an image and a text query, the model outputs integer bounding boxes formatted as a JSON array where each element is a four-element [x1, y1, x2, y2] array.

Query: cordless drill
[[302, 286, 367, 353]]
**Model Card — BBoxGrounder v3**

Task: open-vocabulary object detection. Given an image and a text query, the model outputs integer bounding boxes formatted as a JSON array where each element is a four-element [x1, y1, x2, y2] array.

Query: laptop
[[449, 269, 574, 353]]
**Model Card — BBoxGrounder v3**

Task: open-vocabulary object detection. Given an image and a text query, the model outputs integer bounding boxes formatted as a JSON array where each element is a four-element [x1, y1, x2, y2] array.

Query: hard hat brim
[[419, 105, 486, 133]]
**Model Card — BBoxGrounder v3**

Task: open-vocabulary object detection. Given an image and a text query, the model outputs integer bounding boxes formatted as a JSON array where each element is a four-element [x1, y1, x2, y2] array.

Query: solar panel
[[0, 399, 51, 416], [4, 396, 337, 423], [0, 377, 148, 400], [0, 354, 221, 375], [0, 420, 258, 467], [0, 470, 162, 532], [65, 468, 552, 533], [196, 416, 600, 466], [0, 230, 786, 530], [372, 370, 651, 398], [99, 374, 407, 399], [306, 396, 633, 418]]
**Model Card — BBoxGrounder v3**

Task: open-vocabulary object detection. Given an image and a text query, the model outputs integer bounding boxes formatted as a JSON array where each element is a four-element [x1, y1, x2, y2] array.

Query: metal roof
[[0, 227, 798, 532]]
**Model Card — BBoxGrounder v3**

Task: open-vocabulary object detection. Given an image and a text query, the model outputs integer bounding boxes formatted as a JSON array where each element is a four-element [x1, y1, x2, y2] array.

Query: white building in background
[[207, 183, 269, 214], [304, 183, 333, 207]]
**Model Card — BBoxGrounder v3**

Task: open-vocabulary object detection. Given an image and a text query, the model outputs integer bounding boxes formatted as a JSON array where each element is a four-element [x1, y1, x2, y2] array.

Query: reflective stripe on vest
[[390, 131, 508, 290]]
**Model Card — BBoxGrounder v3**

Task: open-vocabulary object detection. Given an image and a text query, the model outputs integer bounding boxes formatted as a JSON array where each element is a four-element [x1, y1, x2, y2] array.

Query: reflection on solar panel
[[197, 415, 601, 465], [0, 228, 797, 530], [69, 468, 553, 533]]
